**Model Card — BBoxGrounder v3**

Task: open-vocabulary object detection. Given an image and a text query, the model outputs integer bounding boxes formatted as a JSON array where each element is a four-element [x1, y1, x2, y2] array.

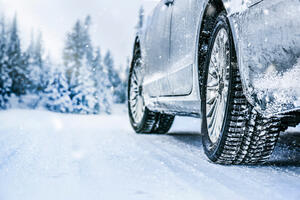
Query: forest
[[0, 15, 129, 114]]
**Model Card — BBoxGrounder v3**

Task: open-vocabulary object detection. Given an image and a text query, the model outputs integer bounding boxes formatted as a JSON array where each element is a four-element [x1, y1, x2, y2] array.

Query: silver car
[[127, 0, 300, 164]]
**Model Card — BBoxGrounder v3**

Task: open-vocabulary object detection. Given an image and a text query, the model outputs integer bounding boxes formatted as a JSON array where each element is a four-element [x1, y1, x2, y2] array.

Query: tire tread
[[216, 65, 282, 165]]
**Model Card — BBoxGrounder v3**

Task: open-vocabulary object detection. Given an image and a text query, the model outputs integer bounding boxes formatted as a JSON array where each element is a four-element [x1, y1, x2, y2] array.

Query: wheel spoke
[[208, 107, 217, 129], [208, 71, 218, 80], [130, 98, 138, 106], [207, 95, 217, 105], [210, 57, 219, 73], [207, 97, 218, 118], [206, 28, 230, 144], [207, 80, 218, 89], [208, 100, 220, 138], [129, 58, 145, 124]]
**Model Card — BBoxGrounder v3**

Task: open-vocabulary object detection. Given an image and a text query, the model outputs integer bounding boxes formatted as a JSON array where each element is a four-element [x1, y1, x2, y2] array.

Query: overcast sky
[[0, 0, 159, 68]]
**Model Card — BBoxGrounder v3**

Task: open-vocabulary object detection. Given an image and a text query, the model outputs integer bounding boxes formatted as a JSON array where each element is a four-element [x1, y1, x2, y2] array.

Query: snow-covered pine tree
[[103, 50, 123, 103], [113, 64, 127, 104], [63, 16, 93, 97], [40, 55, 52, 93], [63, 16, 101, 114], [92, 48, 112, 114], [0, 16, 12, 109], [118, 57, 131, 104], [7, 16, 29, 96], [82, 16, 94, 66], [72, 56, 98, 114], [27, 32, 45, 94], [44, 67, 73, 113], [63, 20, 85, 96]]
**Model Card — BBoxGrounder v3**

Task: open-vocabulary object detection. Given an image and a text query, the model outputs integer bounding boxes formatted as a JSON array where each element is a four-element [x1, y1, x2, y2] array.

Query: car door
[[166, 0, 262, 97], [167, 0, 202, 96], [143, 0, 173, 97]]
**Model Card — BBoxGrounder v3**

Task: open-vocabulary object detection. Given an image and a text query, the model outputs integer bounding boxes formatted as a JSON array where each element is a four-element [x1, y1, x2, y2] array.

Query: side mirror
[[164, 0, 174, 6]]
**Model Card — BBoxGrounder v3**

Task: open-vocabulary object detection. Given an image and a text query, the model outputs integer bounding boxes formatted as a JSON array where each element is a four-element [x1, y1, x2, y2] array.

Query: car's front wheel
[[201, 12, 282, 165], [128, 44, 175, 134]]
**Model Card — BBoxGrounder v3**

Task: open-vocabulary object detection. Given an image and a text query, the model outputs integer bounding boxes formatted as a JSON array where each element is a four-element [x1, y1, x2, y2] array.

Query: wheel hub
[[218, 80, 224, 96], [138, 85, 143, 96], [206, 28, 230, 144]]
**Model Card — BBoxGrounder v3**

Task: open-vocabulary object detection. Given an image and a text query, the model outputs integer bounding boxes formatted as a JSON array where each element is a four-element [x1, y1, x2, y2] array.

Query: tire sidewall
[[201, 13, 235, 162], [127, 48, 150, 133]]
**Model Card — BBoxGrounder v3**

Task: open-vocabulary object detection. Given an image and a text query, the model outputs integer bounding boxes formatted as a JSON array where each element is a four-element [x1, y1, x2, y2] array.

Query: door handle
[[164, 0, 174, 6]]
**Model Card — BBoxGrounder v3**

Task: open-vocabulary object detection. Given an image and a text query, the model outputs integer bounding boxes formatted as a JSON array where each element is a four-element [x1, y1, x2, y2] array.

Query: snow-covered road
[[0, 107, 299, 200]]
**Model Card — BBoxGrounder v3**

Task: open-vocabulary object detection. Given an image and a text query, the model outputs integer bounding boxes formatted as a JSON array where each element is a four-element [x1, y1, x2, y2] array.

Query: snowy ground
[[0, 105, 299, 200]]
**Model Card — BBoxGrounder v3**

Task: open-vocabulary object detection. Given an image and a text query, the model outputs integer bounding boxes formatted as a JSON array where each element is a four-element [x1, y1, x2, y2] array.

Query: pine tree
[[103, 50, 123, 103], [113, 64, 127, 104], [72, 56, 98, 114], [63, 16, 104, 114], [92, 48, 112, 114], [82, 16, 93, 65], [40, 55, 52, 93], [7, 16, 29, 96], [119, 57, 131, 104], [63, 16, 93, 95], [0, 16, 11, 108], [63, 20, 84, 92], [27, 32, 44, 94], [44, 67, 73, 113]]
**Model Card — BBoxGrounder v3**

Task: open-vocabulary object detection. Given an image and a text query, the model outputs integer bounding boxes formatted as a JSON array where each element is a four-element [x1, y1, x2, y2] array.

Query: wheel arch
[[132, 36, 141, 55], [130, 36, 142, 73], [197, 0, 242, 116], [128, 36, 141, 109]]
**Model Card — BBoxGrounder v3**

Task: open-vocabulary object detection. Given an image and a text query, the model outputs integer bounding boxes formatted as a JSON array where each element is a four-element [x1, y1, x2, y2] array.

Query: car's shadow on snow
[[167, 131, 203, 148], [266, 132, 300, 167], [167, 131, 300, 167]]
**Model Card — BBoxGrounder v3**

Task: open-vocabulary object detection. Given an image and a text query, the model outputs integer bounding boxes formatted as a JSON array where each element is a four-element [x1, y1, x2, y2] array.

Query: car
[[127, 0, 300, 165]]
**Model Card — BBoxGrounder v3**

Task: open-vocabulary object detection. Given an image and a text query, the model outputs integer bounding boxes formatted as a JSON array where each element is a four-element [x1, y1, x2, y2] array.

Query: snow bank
[[8, 94, 42, 109]]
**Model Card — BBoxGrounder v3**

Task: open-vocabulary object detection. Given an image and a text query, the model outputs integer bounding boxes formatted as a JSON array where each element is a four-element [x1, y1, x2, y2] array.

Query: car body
[[128, 0, 300, 164], [137, 0, 300, 117]]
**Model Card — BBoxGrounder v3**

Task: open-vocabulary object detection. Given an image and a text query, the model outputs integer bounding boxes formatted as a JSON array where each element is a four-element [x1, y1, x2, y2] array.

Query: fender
[[226, 0, 300, 116]]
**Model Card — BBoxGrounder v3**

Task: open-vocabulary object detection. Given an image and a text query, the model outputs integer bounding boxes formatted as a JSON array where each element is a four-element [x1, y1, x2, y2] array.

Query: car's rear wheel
[[128, 44, 175, 134], [201, 12, 283, 165]]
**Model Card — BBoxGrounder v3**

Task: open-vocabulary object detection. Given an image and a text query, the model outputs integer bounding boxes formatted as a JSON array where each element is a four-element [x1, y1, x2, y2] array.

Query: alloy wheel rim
[[129, 58, 145, 124], [206, 28, 230, 144]]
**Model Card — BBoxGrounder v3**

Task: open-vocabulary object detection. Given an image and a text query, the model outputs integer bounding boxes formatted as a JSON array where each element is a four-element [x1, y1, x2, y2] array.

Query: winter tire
[[201, 12, 282, 165], [128, 43, 175, 134]]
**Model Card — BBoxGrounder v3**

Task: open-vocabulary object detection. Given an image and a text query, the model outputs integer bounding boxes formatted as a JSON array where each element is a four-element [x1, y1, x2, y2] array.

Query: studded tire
[[128, 43, 175, 134], [201, 12, 283, 165]]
